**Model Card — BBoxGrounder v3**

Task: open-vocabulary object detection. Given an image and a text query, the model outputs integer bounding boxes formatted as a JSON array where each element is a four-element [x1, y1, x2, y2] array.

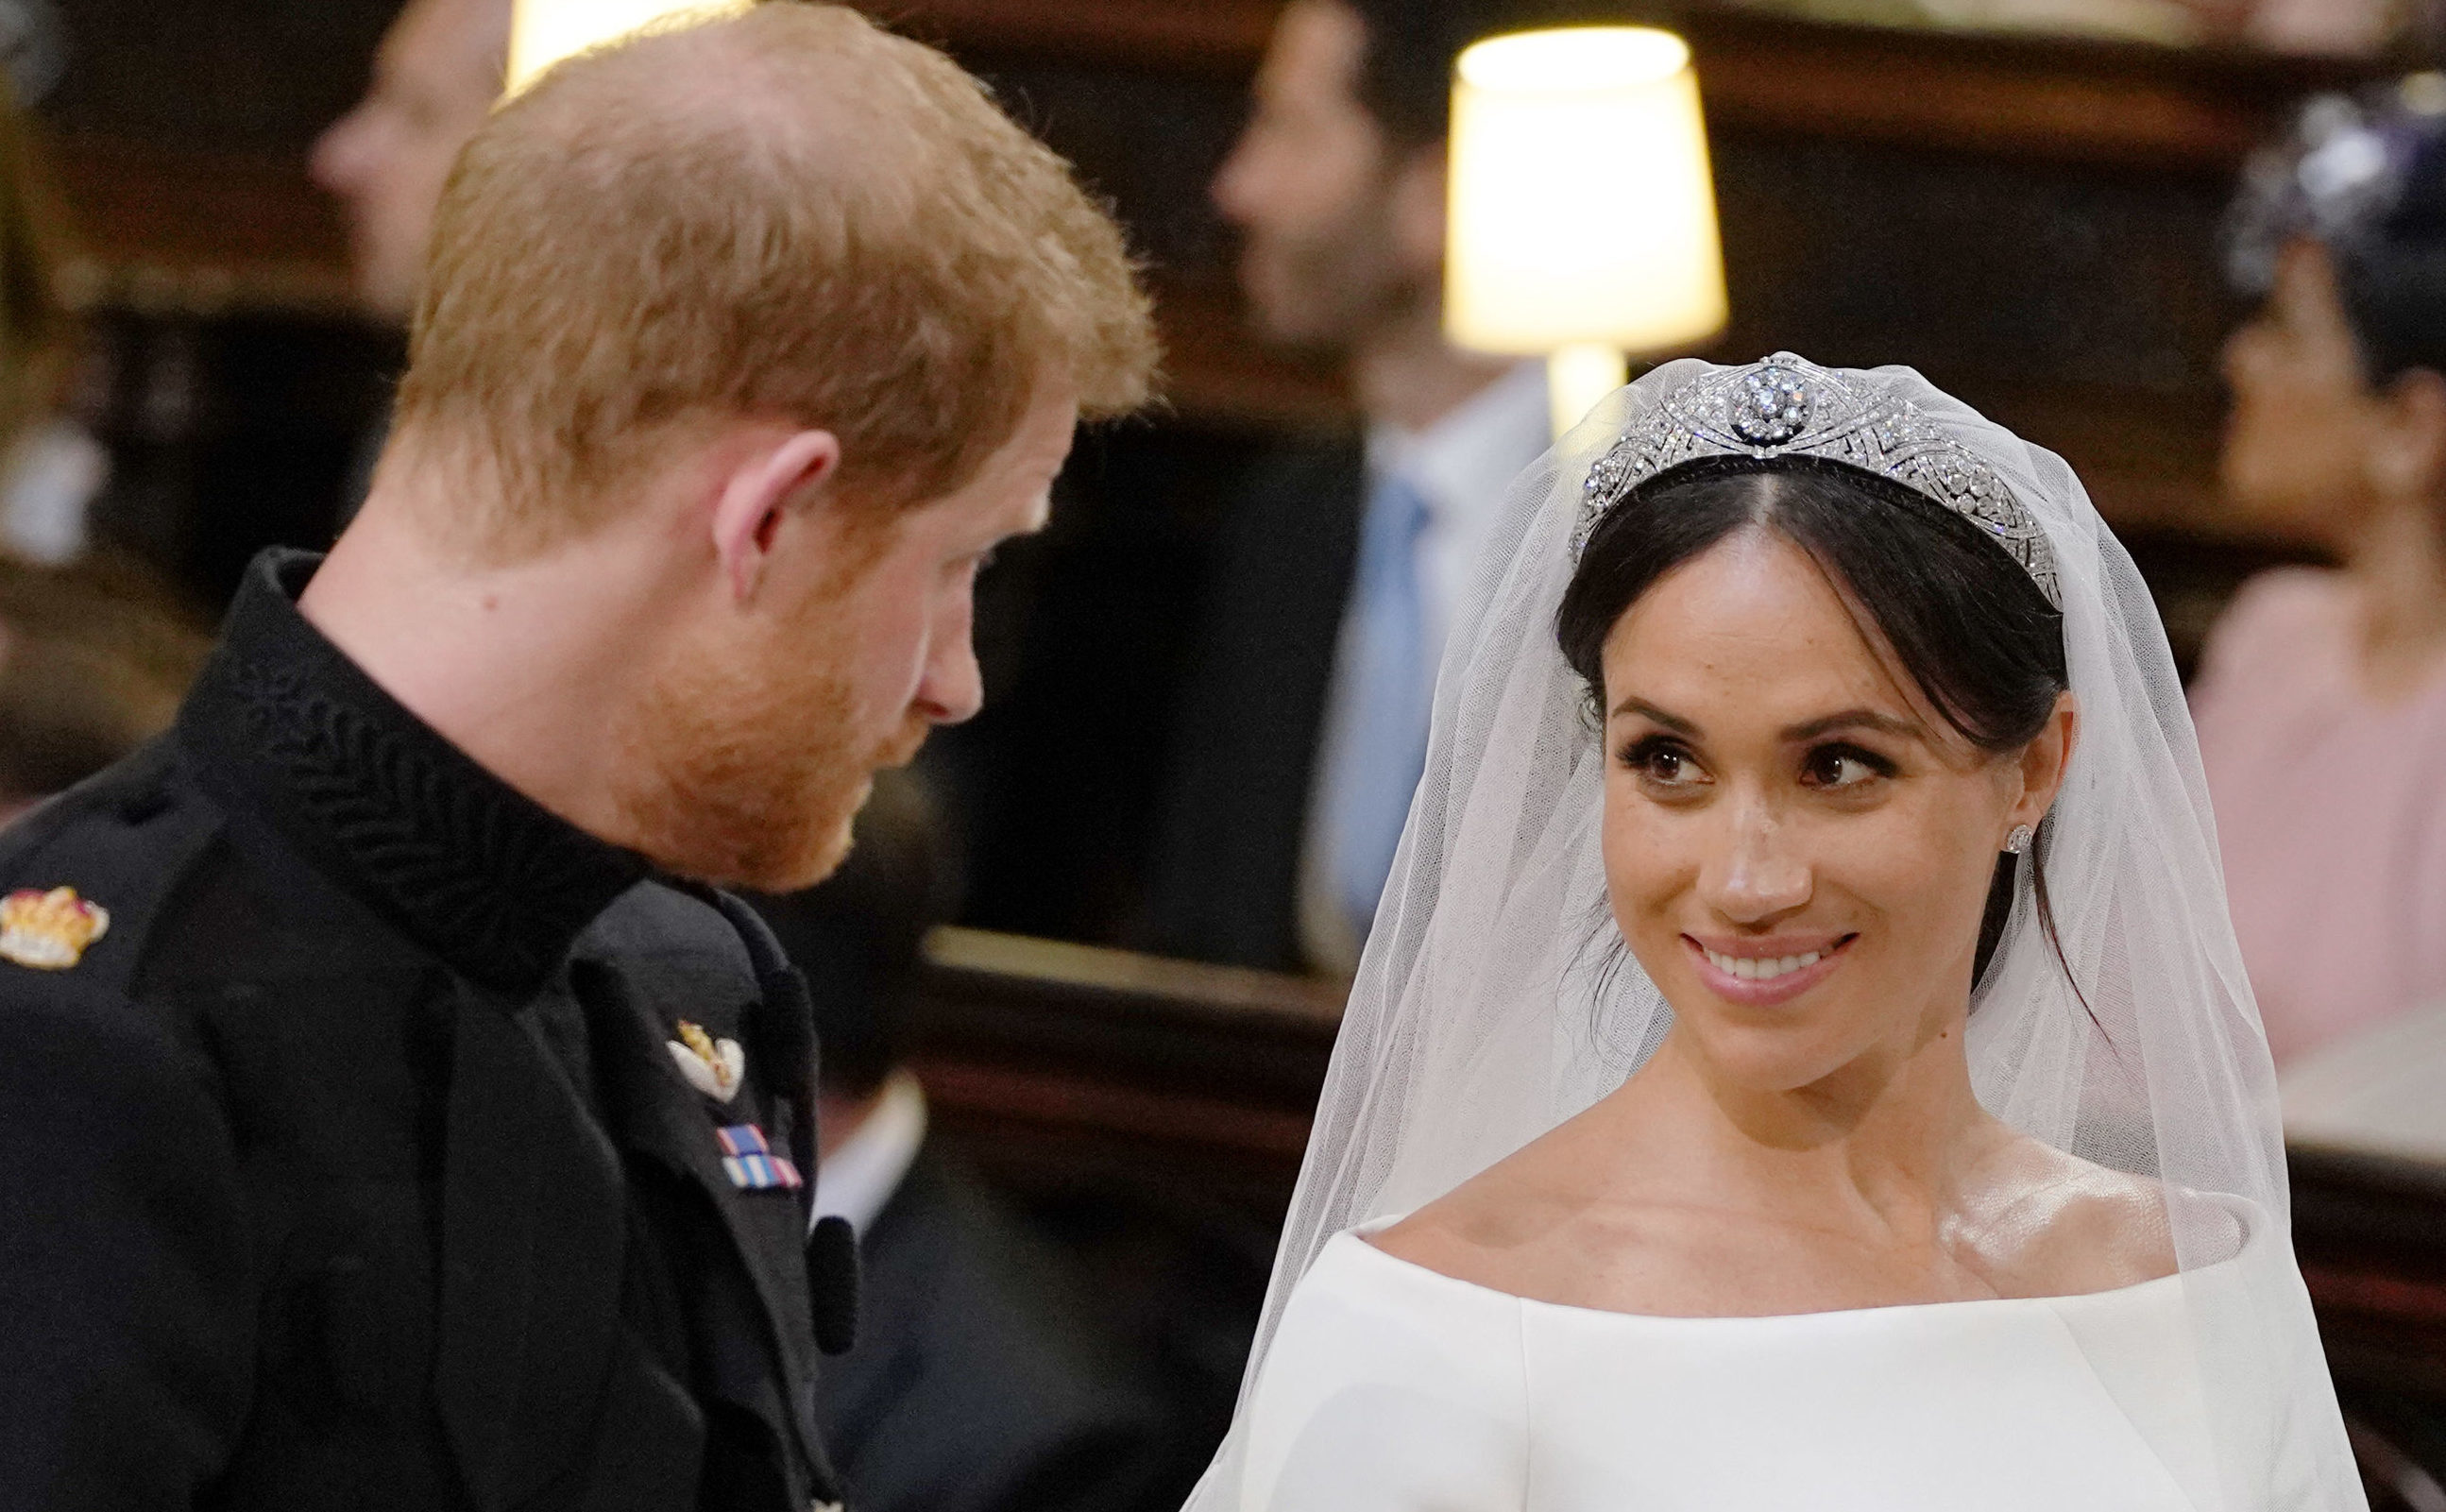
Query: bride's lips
[[1683, 932, 1857, 1007]]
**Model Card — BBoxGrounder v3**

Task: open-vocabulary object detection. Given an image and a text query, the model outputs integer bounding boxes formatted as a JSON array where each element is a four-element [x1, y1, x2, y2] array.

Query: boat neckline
[[1331, 1191, 2259, 1326]]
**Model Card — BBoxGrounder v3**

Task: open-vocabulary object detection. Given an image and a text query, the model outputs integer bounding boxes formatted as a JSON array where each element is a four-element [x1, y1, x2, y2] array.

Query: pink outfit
[[2191, 569, 2446, 1066], [2248, 0, 2393, 56]]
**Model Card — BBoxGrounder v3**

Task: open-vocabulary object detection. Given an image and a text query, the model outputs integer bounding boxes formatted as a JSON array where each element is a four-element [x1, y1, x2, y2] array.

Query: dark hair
[[2226, 84, 2446, 385], [1338, 0, 1513, 148], [2335, 139, 2446, 385], [1556, 455, 2068, 987], [740, 769, 953, 1099]]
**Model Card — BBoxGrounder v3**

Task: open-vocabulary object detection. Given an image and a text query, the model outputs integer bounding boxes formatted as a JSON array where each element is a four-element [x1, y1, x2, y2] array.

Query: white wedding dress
[[1239, 1198, 2326, 1512], [1183, 359, 2368, 1511]]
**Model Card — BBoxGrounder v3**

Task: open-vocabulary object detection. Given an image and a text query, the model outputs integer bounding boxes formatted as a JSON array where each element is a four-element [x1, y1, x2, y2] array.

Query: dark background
[[25, 0, 2353, 950]]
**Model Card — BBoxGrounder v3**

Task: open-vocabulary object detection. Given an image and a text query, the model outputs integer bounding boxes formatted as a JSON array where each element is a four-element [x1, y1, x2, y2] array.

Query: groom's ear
[[2012, 691, 2079, 831], [708, 427, 842, 605]]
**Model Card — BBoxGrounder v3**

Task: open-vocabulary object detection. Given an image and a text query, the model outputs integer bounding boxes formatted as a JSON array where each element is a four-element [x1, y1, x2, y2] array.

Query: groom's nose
[[912, 607, 983, 727]]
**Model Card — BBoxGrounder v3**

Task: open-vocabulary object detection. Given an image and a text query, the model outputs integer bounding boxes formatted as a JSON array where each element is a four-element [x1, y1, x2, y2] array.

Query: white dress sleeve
[[1235, 1234, 1528, 1512]]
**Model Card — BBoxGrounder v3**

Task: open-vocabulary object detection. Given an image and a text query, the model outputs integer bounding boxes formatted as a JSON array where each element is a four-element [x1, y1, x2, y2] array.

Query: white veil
[[1186, 357, 2364, 1510]]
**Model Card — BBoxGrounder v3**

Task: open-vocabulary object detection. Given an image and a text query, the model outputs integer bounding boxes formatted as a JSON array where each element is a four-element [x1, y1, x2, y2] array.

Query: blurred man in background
[[312, 0, 512, 326], [0, 66, 105, 566], [746, 772, 1169, 1512], [1141, 0, 1543, 975], [312, 0, 512, 512]]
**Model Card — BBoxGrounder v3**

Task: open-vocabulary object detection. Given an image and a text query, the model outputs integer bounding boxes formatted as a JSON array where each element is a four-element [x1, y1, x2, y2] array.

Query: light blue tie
[[1324, 472, 1435, 943]]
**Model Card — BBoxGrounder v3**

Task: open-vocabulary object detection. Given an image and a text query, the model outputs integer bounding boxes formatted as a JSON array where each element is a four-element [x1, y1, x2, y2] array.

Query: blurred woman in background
[[0, 552, 207, 820], [0, 61, 103, 565], [2202, 79, 2446, 1066], [1723, 0, 2399, 52]]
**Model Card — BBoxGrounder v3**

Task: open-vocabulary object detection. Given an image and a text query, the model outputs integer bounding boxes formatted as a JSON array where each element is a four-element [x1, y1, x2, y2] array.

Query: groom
[[0, 7, 1155, 1509]]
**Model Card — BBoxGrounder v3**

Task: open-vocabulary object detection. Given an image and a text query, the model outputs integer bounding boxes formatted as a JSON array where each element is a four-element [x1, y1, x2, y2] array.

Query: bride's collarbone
[[1369, 1142, 2178, 1319]]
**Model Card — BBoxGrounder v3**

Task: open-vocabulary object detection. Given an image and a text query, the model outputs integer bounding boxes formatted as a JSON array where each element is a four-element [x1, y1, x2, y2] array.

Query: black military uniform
[[0, 550, 848, 1511]]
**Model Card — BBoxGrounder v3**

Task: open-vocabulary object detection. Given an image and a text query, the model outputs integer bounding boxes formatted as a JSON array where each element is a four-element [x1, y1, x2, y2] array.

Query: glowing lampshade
[[506, 0, 752, 93], [1446, 26, 1728, 436]]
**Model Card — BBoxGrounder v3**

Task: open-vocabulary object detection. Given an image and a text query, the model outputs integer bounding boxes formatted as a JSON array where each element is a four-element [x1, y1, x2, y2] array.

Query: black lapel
[[433, 983, 628, 1512], [577, 957, 825, 1475]]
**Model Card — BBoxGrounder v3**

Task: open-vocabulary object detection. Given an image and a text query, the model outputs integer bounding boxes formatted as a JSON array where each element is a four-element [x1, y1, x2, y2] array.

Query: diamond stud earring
[[2005, 824, 2034, 857]]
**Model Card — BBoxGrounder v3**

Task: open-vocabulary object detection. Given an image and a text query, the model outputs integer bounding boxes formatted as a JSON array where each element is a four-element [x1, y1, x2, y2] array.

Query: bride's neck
[[1631, 1017, 1996, 1225]]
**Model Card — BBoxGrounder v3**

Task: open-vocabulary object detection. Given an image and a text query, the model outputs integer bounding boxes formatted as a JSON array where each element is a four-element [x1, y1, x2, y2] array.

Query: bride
[[1187, 354, 2365, 1509]]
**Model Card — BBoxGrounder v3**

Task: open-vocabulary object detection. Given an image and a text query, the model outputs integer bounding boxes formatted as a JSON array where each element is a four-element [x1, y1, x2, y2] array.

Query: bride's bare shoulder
[[1369, 1137, 1577, 1280], [1966, 1134, 2182, 1295]]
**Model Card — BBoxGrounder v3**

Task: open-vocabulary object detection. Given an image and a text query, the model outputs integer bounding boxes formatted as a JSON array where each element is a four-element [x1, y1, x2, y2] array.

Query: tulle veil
[[1183, 356, 2364, 1510]]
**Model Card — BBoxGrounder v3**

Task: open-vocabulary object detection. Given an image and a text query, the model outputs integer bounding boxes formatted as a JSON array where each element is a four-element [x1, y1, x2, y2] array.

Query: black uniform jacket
[[1137, 435, 1365, 971], [0, 550, 842, 1512]]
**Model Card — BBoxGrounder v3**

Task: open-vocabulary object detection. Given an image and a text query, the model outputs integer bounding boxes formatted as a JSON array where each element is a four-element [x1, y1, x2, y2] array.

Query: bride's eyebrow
[[1608, 696, 1698, 733], [1780, 708, 1923, 743]]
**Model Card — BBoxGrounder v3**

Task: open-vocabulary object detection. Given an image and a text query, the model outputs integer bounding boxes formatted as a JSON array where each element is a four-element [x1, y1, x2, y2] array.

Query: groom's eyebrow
[[1609, 696, 1698, 734]]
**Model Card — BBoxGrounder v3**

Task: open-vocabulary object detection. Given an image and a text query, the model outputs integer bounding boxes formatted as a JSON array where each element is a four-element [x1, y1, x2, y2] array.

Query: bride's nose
[[1702, 796, 1812, 925]]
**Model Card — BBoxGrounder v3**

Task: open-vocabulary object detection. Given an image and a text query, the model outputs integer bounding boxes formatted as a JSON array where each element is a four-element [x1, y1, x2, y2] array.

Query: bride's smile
[[1684, 932, 1854, 1004]]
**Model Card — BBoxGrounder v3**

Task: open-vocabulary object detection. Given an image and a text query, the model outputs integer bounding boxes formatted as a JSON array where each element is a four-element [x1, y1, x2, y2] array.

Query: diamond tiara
[[1574, 353, 2062, 609]]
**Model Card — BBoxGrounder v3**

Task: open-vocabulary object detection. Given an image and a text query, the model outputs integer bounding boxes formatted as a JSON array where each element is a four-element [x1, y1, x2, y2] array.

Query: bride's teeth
[[1705, 947, 1827, 982]]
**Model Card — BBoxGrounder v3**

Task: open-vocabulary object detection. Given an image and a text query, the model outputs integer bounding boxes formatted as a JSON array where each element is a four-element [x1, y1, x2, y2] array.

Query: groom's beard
[[610, 595, 927, 892]]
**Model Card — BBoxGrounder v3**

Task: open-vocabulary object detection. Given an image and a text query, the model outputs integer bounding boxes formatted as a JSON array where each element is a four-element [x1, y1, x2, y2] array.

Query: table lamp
[[1445, 26, 1728, 438], [507, 0, 752, 93]]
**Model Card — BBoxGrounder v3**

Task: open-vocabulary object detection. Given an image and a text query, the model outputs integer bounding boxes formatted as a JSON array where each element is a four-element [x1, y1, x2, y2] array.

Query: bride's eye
[[1621, 736, 1707, 790], [1800, 743, 1894, 791]]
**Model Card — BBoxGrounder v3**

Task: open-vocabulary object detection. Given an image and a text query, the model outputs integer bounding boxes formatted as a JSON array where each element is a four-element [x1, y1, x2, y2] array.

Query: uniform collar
[[178, 548, 651, 996]]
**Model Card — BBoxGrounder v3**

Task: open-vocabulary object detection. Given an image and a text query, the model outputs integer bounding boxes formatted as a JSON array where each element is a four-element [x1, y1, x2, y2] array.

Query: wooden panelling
[[44, 0, 397, 154], [897, 0, 2372, 167], [43, 137, 355, 316], [912, 926, 1340, 1213], [2290, 1147, 2446, 1401], [882, 0, 1276, 72]]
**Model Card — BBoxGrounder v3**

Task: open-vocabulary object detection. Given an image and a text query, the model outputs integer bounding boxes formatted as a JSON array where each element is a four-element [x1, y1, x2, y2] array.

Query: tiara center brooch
[[1732, 364, 1810, 447], [1573, 353, 2061, 609]]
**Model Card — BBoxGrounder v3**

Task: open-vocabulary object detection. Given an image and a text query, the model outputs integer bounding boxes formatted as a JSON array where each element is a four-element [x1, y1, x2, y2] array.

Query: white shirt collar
[[811, 1069, 927, 1236], [1367, 358, 1551, 666], [1299, 360, 1552, 975], [1366, 358, 1549, 531]]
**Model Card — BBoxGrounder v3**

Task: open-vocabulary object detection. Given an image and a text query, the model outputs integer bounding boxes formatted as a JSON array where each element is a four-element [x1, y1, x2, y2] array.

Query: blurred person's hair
[[2229, 77, 2446, 384], [741, 769, 952, 1100], [1341, 0, 1515, 149], [0, 552, 210, 809], [391, 2, 1158, 561], [0, 68, 69, 464]]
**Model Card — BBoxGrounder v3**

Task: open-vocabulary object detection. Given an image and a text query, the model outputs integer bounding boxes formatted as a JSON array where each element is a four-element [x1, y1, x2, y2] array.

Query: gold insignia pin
[[0, 887, 109, 970], [667, 1019, 745, 1103]]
